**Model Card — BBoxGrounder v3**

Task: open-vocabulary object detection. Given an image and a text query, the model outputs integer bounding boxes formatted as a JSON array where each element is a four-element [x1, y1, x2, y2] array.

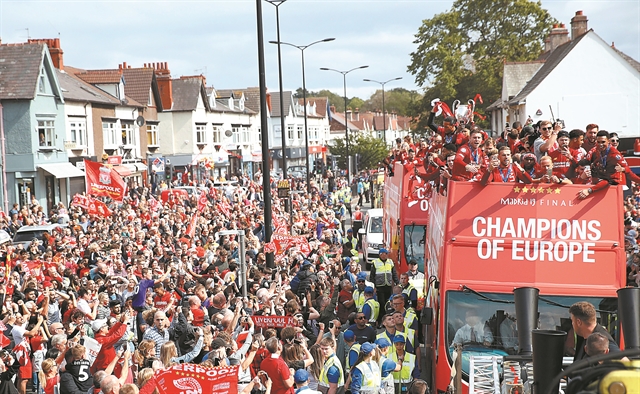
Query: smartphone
[[329, 321, 335, 330], [546, 168, 553, 177]]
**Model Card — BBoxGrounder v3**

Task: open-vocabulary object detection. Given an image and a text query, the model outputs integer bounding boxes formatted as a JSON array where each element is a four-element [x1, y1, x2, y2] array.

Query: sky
[[1, 0, 638, 101]]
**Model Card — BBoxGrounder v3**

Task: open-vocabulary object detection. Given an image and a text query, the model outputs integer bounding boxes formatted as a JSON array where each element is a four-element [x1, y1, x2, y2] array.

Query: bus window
[[403, 224, 426, 272], [445, 291, 618, 376]]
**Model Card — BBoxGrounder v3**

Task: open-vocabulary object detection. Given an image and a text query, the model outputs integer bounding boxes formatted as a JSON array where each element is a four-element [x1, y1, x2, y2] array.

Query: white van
[[359, 208, 384, 267], [12, 224, 62, 248]]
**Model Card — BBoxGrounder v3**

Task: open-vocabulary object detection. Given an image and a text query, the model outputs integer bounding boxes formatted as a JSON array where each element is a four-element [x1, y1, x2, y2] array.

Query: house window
[[38, 68, 46, 94], [196, 123, 207, 144], [37, 120, 55, 147], [241, 125, 250, 144], [231, 125, 241, 144], [258, 128, 262, 143], [287, 125, 294, 141], [297, 124, 303, 140], [69, 119, 87, 147], [309, 126, 318, 140], [146, 124, 159, 146], [121, 121, 135, 146], [102, 121, 117, 146], [212, 125, 222, 144]]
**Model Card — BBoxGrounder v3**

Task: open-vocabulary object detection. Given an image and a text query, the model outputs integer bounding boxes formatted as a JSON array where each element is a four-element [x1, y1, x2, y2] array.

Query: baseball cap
[[382, 359, 397, 376], [361, 342, 377, 355], [347, 228, 353, 233], [357, 272, 367, 281], [393, 335, 405, 344], [408, 259, 418, 266], [379, 248, 389, 254], [294, 369, 309, 383], [91, 319, 108, 332], [343, 330, 355, 342], [375, 337, 391, 348], [364, 286, 374, 294]]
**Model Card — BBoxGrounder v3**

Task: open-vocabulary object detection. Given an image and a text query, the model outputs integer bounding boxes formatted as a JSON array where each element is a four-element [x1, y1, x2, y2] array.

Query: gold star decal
[[538, 187, 545, 193], [522, 186, 529, 193], [546, 188, 553, 194], [530, 188, 537, 194], [555, 188, 561, 194], [514, 186, 521, 193]]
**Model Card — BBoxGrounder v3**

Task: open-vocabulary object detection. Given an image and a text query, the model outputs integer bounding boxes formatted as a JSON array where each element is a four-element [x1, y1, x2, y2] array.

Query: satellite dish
[[224, 130, 233, 137], [136, 116, 145, 127]]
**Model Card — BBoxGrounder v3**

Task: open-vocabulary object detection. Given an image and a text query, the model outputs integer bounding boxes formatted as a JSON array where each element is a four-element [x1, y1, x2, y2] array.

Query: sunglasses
[[357, 280, 365, 283], [541, 127, 552, 131], [610, 139, 619, 142], [356, 316, 366, 320]]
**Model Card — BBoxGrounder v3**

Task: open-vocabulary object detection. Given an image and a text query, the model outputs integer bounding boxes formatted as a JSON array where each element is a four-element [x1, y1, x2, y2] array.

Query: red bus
[[383, 161, 431, 275], [424, 182, 626, 393]]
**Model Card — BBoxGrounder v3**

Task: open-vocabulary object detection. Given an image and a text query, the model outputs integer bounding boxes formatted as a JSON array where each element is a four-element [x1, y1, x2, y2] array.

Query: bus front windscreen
[[404, 224, 426, 272], [445, 290, 618, 374]]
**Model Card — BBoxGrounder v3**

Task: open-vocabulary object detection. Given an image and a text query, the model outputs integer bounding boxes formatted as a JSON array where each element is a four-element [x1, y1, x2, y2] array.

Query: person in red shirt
[[576, 130, 625, 199], [260, 337, 295, 394], [520, 153, 541, 181], [90, 311, 130, 375], [152, 283, 174, 313], [548, 131, 579, 177], [453, 129, 485, 181], [481, 146, 532, 184]]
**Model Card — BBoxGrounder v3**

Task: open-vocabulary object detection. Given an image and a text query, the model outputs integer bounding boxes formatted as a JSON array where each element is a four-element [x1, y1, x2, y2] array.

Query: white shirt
[[11, 323, 26, 346]]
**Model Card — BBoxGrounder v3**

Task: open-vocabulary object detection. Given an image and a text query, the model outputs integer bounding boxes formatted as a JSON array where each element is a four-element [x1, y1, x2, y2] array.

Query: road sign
[[277, 180, 290, 198]]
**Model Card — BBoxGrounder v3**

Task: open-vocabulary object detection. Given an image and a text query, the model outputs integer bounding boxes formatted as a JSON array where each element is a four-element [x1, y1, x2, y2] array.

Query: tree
[[294, 88, 363, 113], [408, 0, 557, 130], [328, 133, 388, 172], [360, 88, 421, 116]]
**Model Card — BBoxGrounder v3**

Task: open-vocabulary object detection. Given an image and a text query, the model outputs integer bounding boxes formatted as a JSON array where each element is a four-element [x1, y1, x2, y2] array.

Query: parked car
[[12, 224, 62, 249], [359, 208, 384, 267]]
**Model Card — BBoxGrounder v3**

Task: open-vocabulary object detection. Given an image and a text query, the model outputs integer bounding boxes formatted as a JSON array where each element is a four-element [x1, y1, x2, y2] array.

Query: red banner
[[264, 234, 311, 256], [71, 194, 90, 209], [251, 315, 295, 329], [84, 159, 127, 201], [197, 191, 208, 211], [185, 212, 198, 240], [154, 364, 238, 394], [87, 199, 112, 217], [148, 195, 161, 212], [22, 260, 45, 282]]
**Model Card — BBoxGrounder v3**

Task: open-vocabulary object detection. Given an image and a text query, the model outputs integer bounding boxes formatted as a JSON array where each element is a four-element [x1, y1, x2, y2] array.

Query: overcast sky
[[1, 0, 638, 101]]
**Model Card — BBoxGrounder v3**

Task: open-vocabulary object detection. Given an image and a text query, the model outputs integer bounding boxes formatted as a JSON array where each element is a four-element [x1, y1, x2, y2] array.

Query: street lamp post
[[362, 77, 402, 146], [320, 65, 369, 185], [255, 0, 274, 268], [269, 38, 335, 194], [216, 230, 247, 297], [264, 0, 288, 180]]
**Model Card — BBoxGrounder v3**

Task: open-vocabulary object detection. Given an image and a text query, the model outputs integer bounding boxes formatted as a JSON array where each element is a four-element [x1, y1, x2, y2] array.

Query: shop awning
[[38, 162, 85, 178], [112, 165, 132, 177], [134, 163, 148, 172]]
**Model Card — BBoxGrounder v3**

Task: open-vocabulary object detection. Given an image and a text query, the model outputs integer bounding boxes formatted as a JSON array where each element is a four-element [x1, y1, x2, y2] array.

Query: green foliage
[[360, 87, 421, 117], [408, 0, 557, 130], [329, 133, 388, 171]]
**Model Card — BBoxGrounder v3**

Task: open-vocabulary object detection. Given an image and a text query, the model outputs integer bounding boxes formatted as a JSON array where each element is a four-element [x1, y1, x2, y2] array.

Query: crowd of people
[[0, 102, 636, 394]]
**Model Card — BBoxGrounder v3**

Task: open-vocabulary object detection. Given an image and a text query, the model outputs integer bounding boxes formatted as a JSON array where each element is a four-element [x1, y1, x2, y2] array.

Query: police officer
[[353, 273, 375, 311], [318, 337, 345, 394], [400, 273, 418, 310], [360, 287, 380, 324], [349, 342, 381, 394], [390, 335, 417, 393], [370, 249, 398, 324], [342, 229, 359, 265]]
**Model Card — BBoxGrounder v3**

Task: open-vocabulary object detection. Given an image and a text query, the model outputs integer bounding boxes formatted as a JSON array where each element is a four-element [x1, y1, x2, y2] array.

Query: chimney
[[179, 75, 207, 87], [266, 90, 272, 114], [29, 38, 64, 70], [354, 108, 359, 121], [152, 62, 173, 110], [346, 108, 352, 121], [330, 105, 336, 114], [570, 10, 588, 40], [549, 23, 570, 53]]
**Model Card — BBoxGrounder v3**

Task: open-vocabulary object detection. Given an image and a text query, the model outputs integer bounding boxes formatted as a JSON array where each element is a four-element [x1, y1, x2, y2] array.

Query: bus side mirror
[[358, 229, 366, 235], [421, 307, 434, 325]]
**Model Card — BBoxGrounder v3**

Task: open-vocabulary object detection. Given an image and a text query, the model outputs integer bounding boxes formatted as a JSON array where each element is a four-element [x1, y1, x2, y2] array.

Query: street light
[[216, 230, 248, 297], [255, 0, 274, 268], [264, 0, 288, 180], [269, 38, 335, 194], [362, 77, 402, 145], [320, 65, 369, 185]]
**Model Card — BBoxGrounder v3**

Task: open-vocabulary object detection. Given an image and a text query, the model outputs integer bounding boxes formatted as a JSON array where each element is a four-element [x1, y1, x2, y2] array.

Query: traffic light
[[354, 154, 362, 173], [165, 165, 173, 180]]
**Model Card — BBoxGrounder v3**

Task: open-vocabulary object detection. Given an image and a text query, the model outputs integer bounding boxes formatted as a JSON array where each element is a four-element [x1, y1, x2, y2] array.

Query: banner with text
[[251, 315, 295, 329], [155, 364, 238, 394], [84, 159, 127, 202]]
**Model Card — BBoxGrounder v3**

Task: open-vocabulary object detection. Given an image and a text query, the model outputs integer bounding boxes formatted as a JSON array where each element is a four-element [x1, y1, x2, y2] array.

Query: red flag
[[251, 315, 295, 329], [84, 159, 127, 201], [197, 191, 208, 211], [87, 198, 112, 218], [154, 364, 238, 394], [185, 212, 198, 240], [71, 194, 90, 209], [148, 195, 161, 212]]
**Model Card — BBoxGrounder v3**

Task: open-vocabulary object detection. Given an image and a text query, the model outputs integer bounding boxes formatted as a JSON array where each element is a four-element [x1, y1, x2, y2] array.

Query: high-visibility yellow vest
[[403, 309, 418, 330], [373, 259, 393, 286], [318, 354, 345, 394], [346, 343, 361, 373], [380, 373, 395, 394], [377, 329, 415, 357], [359, 298, 380, 323], [354, 361, 381, 394], [391, 351, 416, 384], [402, 283, 417, 301], [353, 289, 366, 310]]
